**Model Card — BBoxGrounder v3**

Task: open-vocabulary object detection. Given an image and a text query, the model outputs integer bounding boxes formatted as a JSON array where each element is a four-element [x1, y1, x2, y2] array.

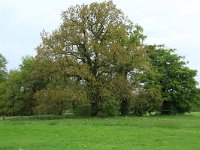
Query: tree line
[[0, 1, 200, 117]]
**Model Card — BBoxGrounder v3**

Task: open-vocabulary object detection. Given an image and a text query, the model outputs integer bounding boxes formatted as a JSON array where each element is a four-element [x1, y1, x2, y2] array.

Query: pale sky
[[0, 0, 200, 83]]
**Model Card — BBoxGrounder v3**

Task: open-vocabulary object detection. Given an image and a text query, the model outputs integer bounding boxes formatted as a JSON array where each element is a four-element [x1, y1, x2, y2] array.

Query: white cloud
[[178, 2, 200, 16]]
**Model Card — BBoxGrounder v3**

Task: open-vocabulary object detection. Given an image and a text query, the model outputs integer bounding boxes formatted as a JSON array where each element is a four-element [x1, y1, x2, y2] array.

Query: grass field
[[0, 113, 200, 150]]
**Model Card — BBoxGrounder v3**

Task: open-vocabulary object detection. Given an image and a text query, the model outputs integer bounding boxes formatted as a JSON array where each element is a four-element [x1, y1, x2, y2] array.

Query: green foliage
[[0, 57, 39, 116], [131, 61, 163, 116], [132, 88, 162, 116], [0, 81, 8, 115], [100, 85, 120, 117], [0, 53, 7, 114], [34, 85, 69, 115], [146, 45, 200, 114]]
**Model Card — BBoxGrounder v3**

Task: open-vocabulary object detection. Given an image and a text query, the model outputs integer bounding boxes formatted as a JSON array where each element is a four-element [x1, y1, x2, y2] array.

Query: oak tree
[[35, 1, 149, 116]]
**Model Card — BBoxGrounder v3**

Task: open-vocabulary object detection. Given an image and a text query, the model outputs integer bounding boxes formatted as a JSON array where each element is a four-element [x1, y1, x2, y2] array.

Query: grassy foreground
[[0, 113, 200, 150]]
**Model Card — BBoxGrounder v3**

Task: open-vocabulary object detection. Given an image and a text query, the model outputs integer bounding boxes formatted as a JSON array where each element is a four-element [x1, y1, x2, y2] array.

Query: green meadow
[[0, 113, 200, 150]]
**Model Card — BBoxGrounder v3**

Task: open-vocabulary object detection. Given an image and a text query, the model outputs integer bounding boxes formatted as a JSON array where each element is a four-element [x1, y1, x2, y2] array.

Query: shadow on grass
[[1, 111, 200, 122], [0, 114, 75, 121]]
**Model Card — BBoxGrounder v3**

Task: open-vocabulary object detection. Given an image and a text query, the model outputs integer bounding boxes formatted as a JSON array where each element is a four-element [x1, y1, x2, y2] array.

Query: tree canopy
[[34, 1, 153, 116], [146, 45, 200, 114]]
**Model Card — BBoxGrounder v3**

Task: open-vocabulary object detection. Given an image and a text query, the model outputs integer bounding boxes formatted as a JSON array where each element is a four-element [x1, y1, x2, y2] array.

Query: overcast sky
[[0, 0, 200, 83]]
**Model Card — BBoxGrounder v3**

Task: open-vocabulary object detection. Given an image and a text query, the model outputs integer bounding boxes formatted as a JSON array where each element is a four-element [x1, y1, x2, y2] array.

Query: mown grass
[[0, 112, 200, 150]]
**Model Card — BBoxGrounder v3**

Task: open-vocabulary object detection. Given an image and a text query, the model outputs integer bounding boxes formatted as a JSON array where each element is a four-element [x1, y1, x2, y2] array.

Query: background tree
[[0, 56, 42, 116], [146, 45, 200, 114], [0, 53, 7, 82], [0, 53, 7, 116]]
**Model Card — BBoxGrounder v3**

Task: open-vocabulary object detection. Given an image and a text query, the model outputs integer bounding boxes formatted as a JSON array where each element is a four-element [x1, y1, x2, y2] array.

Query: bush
[[101, 96, 120, 117], [132, 88, 162, 116], [73, 105, 91, 117]]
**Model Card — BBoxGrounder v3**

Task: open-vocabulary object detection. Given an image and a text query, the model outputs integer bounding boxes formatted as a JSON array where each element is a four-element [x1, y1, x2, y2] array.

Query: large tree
[[35, 1, 151, 116], [146, 45, 200, 114]]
